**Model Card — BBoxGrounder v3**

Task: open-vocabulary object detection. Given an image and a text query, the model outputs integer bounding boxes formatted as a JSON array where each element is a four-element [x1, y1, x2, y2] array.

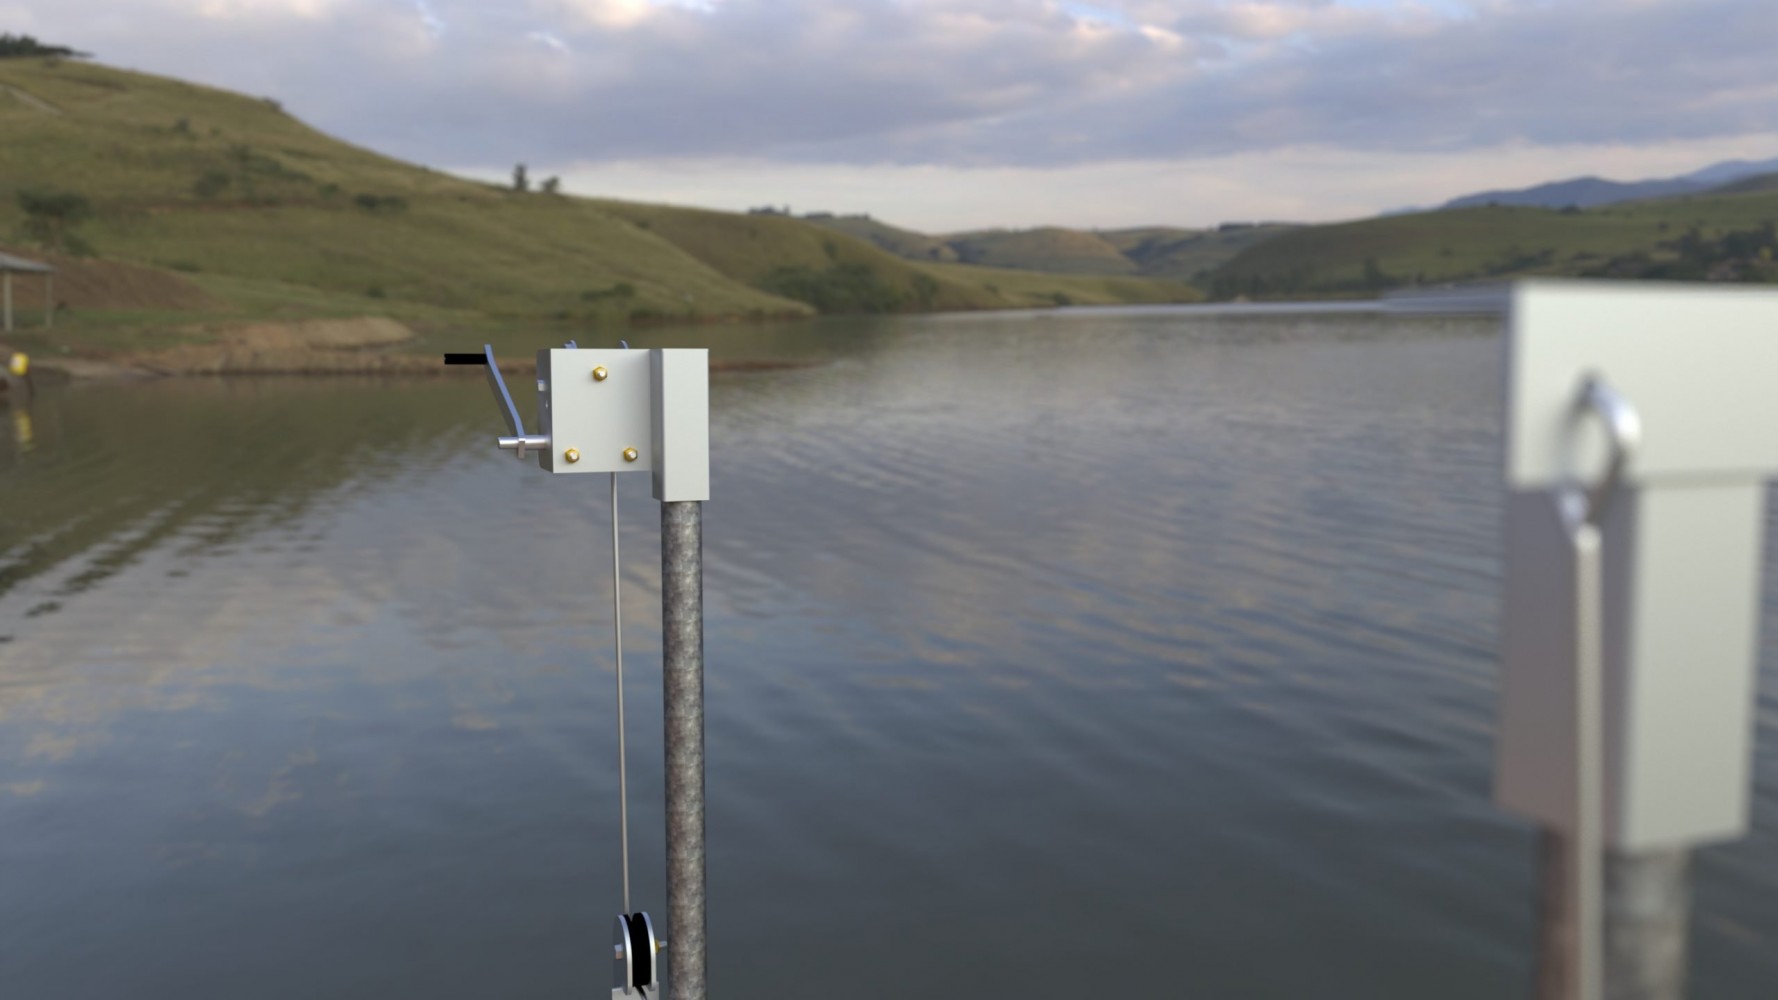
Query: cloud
[[16, 0, 1778, 176], [193, 0, 346, 18], [529, 130, 1778, 230]]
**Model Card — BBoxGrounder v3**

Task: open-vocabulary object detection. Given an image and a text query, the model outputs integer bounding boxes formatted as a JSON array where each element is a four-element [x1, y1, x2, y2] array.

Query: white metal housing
[[535, 347, 710, 502], [1496, 281, 1778, 849]]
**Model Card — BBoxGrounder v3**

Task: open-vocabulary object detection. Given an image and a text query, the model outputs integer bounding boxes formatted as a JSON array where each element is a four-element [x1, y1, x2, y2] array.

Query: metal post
[[661, 500, 706, 1000], [1536, 836, 1691, 1000], [1536, 831, 1577, 1000], [1605, 849, 1691, 1000], [4, 272, 12, 332]]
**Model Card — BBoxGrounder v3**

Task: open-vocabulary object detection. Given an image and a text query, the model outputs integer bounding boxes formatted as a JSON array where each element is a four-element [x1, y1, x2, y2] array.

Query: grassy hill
[[800, 212, 1299, 283], [0, 56, 803, 340], [942, 227, 1136, 275], [1209, 192, 1778, 299], [798, 212, 957, 261], [1099, 224, 1299, 280], [1709, 171, 1778, 196], [595, 202, 1194, 312], [0, 56, 1198, 369]]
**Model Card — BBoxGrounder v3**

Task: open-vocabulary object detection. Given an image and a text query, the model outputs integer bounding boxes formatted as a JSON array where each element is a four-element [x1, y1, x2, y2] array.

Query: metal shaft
[[1571, 523, 1604, 1000], [1537, 525, 1603, 1000], [661, 500, 706, 1000], [614, 473, 630, 915], [1536, 375, 1663, 1000]]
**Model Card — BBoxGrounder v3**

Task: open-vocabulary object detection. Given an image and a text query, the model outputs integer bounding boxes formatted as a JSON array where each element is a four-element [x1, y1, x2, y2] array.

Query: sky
[[9, 0, 1778, 231]]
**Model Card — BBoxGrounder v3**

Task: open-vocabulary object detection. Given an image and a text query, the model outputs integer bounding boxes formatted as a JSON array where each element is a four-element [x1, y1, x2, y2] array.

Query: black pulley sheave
[[615, 910, 661, 994]]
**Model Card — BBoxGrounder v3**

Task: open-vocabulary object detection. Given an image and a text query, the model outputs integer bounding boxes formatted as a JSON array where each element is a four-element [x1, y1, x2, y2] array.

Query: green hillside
[[0, 56, 1199, 369], [1099, 224, 1299, 280], [942, 227, 1136, 275], [1096, 226, 1197, 256], [1209, 192, 1778, 298], [800, 212, 957, 261], [1710, 171, 1778, 196], [596, 202, 1195, 312], [800, 213, 1297, 282], [0, 57, 801, 329]]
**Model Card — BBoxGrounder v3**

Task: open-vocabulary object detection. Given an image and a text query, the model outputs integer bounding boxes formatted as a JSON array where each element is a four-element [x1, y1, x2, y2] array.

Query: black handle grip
[[443, 353, 488, 365]]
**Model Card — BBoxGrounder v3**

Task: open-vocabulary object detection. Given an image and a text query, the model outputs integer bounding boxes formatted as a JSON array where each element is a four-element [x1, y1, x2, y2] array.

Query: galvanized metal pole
[[1536, 831, 1573, 1000], [1535, 836, 1692, 1000], [1605, 848, 1691, 1000], [661, 500, 706, 1000]]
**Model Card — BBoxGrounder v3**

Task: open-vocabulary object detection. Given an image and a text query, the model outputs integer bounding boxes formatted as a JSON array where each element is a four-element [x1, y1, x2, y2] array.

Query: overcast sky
[[11, 0, 1778, 230]]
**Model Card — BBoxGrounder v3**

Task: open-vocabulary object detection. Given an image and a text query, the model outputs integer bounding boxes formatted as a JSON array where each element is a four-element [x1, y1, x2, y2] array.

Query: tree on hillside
[[512, 163, 530, 193], [541, 176, 561, 195], [17, 190, 93, 255], [0, 34, 89, 59]]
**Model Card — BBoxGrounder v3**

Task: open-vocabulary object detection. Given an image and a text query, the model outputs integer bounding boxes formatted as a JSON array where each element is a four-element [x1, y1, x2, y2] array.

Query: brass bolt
[[564, 448, 581, 464], [592, 365, 609, 382], [622, 447, 639, 463]]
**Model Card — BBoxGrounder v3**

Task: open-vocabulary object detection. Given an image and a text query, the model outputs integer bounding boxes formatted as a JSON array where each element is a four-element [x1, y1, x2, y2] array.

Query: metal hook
[[1557, 375, 1640, 533]]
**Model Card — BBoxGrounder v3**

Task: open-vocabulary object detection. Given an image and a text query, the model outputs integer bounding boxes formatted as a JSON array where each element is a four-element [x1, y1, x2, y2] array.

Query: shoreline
[[13, 351, 818, 383], [3, 314, 823, 383]]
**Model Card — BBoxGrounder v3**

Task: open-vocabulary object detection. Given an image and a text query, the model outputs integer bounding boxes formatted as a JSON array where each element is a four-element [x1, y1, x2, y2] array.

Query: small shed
[[0, 251, 55, 332]]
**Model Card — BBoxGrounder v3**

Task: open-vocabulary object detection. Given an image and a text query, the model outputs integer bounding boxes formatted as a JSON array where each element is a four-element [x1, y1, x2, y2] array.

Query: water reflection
[[1, 312, 1774, 1000]]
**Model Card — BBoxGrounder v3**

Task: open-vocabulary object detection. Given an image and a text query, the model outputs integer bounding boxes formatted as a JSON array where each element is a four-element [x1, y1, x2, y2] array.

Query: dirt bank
[[118, 316, 417, 375], [18, 316, 810, 379]]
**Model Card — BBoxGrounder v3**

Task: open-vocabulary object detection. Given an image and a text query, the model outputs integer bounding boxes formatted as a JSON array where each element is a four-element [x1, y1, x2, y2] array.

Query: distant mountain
[[1444, 176, 1705, 210], [1677, 157, 1778, 186], [798, 215, 1297, 280], [1441, 156, 1778, 210]]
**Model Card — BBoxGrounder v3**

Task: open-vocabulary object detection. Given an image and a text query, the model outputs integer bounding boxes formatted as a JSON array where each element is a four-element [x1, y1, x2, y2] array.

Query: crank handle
[[444, 345, 539, 459]]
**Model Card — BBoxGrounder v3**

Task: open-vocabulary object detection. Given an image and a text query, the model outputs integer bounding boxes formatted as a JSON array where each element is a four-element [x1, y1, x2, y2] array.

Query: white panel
[[1617, 483, 1764, 848], [651, 349, 710, 502], [539, 349, 656, 475], [1505, 280, 1778, 489], [1496, 484, 1764, 848]]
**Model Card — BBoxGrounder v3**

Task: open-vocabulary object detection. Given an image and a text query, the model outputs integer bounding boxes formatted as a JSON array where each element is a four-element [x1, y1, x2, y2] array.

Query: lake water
[[3, 308, 1775, 999]]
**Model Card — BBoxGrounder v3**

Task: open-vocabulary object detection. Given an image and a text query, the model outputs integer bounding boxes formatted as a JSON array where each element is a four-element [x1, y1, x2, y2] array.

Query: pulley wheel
[[613, 910, 659, 993]]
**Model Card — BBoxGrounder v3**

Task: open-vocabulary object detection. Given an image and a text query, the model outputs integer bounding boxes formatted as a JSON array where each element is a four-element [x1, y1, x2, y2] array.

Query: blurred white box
[[1495, 281, 1778, 849]]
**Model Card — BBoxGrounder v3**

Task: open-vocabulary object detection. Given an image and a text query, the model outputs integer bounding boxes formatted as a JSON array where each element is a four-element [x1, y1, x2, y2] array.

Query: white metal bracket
[[448, 344, 709, 502]]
